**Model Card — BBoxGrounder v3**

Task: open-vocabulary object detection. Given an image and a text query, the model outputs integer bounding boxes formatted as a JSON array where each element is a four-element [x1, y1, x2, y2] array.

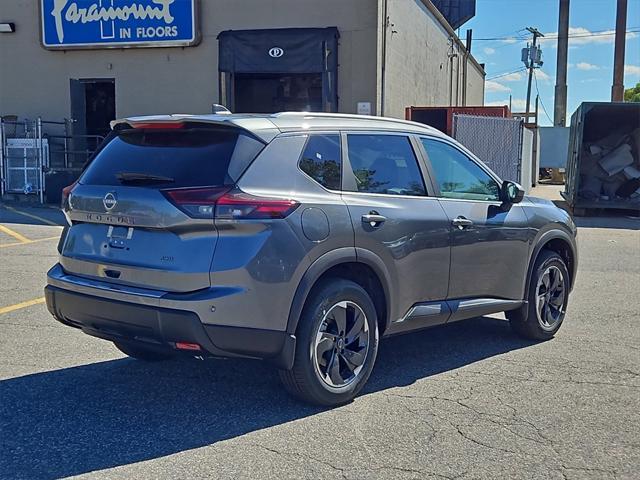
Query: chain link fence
[[453, 114, 525, 187]]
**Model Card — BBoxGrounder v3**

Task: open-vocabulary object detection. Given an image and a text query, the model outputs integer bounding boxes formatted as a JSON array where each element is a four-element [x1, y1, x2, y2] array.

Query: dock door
[[218, 28, 339, 113]]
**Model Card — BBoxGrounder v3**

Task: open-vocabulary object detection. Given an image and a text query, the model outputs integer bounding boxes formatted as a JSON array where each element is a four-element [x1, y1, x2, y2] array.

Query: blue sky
[[464, 0, 640, 125]]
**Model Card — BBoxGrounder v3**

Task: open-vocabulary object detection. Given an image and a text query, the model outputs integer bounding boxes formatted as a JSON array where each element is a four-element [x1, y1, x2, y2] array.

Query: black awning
[[218, 27, 339, 74]]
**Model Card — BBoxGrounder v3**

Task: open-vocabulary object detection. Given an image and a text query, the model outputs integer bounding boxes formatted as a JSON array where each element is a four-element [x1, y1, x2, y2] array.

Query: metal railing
[[0, 116, 104, 203], [0, 118, 47, 202]]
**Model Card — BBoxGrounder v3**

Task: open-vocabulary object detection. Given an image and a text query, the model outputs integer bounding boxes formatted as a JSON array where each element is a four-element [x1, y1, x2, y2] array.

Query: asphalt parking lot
[[0, 200, 638, 480]]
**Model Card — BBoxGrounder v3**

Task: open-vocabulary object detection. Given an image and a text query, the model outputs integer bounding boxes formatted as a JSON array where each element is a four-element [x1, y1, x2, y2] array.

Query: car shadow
[[0, 316, 535, 479], [574, 213, 640, 230]]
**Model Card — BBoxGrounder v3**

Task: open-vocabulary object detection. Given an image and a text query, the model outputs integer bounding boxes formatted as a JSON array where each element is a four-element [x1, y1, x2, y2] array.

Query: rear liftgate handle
[[452, 216, 474, 229], [362, 211, 387, 228]]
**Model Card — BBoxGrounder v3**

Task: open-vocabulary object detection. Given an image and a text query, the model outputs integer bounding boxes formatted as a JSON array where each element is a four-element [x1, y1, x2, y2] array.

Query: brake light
[[131, 122, 185, 129], [163, 187, 299, 220]]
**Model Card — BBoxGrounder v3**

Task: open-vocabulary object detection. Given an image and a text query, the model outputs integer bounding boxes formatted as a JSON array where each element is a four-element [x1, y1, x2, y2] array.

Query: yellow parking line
[[0, 224, 31, 244], [0, 236, 60, 249], [3, 205, 60, 226], [0, 297, 45, 315]]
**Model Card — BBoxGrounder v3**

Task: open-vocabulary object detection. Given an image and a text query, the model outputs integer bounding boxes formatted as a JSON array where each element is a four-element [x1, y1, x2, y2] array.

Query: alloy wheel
[[535, 265, 566, 331], [312, 300, 370, 388]]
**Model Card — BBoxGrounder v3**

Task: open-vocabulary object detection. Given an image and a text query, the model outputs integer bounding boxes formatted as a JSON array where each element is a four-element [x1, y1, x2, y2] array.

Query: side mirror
[[501, 180, 525, 204]]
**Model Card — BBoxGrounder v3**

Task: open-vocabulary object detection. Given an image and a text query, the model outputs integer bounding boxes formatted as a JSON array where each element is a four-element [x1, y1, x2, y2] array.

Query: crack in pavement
[[250, 443, 349, 479], [560, 464, 618, 479]]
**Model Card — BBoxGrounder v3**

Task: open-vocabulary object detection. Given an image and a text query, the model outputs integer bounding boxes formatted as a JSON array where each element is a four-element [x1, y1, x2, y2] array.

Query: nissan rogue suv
[[46, 112, 577, 406]]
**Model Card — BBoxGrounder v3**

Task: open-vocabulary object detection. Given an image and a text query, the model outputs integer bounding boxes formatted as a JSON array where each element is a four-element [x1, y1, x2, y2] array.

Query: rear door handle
[[452, 216, 474, 229], [362, 213, 386, 226]]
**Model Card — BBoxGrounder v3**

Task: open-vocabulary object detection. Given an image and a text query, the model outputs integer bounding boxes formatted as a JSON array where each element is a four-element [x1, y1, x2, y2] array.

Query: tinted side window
[[299, 135, 341, 190], [421, 139, 500, 201], [346, 135, 426, 196]]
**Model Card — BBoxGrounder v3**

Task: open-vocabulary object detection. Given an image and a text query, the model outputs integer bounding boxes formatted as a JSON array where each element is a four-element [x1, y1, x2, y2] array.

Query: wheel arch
[[286, 248, 394, 338], [525, 229, 577, 299]]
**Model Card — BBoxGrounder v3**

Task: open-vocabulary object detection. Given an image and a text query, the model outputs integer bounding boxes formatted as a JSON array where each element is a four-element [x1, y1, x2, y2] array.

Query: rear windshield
[[80, 127, 264, 188]]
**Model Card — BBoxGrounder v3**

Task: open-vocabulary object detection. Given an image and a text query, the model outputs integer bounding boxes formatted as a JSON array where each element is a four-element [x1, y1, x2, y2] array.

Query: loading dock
[[218, 28, 339, 113], [1, 0, 485, 203]]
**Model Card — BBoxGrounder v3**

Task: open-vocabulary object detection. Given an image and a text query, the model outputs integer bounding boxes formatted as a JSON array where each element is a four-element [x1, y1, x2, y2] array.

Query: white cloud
[[535, 69, 552, 83], [540, 27, 638, 48], [625, 65, 640, 76], [485, 80, 511, 93], [501, 72, 523, 82], [502, 37, 519, 45], [483, 47, 496, 55], [486, 99, 527, 111], [576, 62, 599, 71]]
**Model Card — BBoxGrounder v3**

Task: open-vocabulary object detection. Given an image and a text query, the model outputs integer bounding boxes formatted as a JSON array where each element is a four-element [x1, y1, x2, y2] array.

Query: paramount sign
[[40, 0, 199, 49]]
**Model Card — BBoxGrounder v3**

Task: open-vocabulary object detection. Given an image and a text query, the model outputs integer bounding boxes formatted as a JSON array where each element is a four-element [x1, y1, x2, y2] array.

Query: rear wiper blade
[[116, 172, 175, 184]]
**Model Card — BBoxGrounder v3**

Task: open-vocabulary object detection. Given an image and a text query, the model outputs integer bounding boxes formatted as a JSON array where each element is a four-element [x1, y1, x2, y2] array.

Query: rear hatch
[[61, 122, 264, 292]]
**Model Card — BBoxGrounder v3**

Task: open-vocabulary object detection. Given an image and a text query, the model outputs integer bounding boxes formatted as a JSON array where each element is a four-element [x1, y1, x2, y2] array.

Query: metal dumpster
[[405, 106, 511, 136], [563, 102, 640, 215]]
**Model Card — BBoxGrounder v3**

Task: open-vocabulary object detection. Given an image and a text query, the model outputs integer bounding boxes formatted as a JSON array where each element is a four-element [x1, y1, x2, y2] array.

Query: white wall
[[380, 0, 485, 118], [0, 0, 378, 120], [0, 0, 484, 123]]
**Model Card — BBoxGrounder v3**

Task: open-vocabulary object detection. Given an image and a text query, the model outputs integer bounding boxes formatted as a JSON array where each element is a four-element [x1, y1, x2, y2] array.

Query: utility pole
[[612, 0, 628, 101], [524, 27, 544, 122], [463, 29, 472, 106], [554, 0, 570, 126]]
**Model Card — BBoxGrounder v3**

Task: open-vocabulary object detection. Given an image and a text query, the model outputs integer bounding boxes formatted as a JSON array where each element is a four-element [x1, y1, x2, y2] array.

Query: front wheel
[[507, 250, 570, 341], [279, 279, 379, 406]]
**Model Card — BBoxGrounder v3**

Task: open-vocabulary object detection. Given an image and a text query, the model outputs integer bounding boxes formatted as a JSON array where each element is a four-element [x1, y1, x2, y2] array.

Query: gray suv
[[46, 112, 577, 406]]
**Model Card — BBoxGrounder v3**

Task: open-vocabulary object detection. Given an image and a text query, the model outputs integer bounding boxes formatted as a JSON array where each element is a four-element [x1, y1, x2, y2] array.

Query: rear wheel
[[114, 342, 173, 361], [279, 279, 379, 406], [507, 250, 570, 341]]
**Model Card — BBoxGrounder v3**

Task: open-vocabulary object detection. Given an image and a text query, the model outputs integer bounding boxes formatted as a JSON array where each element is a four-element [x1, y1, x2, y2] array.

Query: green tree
[[624, 83, 640, 102]]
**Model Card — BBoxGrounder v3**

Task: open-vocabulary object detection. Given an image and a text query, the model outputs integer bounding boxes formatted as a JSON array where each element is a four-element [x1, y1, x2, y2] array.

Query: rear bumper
[[45, 268, 295, 369]]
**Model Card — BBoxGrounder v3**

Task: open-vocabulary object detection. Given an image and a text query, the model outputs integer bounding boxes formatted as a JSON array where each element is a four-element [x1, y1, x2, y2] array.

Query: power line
[[475, 35, 528, 42], [486, 67, 527, 81], [475, 28, 529, 42], [475, 27, 640, 41], [533, 70, 553, 124], [543, 29, 640, 40], [487, 66, 523, 79]]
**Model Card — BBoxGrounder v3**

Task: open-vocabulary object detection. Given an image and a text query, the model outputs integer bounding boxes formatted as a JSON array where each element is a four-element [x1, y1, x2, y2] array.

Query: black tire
[[507, 250, 570, 341], [114, 341, 173, 361], [279, 279, 379, 406]]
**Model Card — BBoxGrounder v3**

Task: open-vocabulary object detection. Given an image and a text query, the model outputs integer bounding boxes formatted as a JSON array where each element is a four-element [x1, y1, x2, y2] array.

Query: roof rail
[[271, 111, 438, 132]]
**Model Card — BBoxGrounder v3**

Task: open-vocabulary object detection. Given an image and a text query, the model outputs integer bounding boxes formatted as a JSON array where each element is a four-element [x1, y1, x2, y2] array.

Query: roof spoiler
[[109, 114, 280, 143]]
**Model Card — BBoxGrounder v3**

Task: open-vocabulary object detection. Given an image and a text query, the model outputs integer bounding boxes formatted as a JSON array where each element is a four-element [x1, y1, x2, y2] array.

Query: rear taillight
[[216, 191, 299, 219], [61, 181, 77, 207], [163, 187, 299, 220], [163, 187, 229, 219]]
